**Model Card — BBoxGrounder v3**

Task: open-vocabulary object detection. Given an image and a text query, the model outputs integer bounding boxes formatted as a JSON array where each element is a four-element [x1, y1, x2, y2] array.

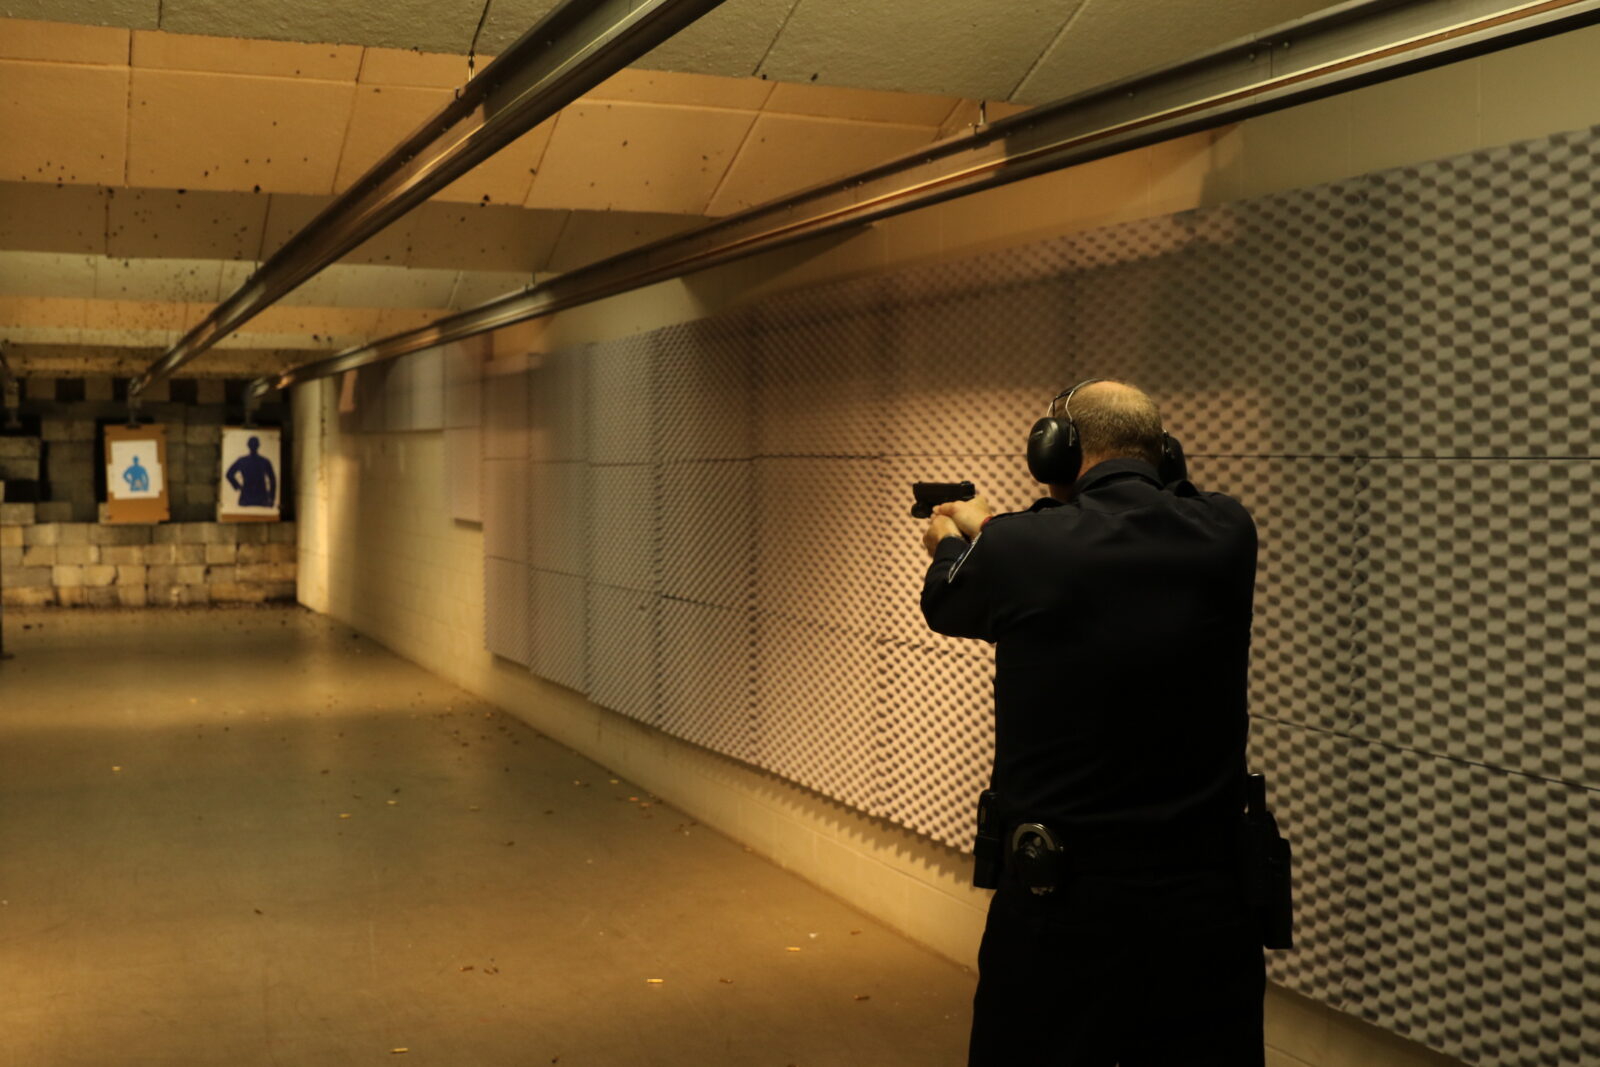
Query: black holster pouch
[[1238, 773, 1294, 950], [973, 789, 1003, 889]]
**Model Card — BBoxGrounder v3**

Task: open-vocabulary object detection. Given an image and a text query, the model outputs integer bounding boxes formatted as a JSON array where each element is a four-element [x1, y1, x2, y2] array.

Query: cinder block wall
[[0, 513, 297, 607]]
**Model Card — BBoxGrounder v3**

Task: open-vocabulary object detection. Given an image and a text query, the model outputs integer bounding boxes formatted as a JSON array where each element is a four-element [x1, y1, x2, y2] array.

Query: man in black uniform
[[921, 379, 1262, 1066]]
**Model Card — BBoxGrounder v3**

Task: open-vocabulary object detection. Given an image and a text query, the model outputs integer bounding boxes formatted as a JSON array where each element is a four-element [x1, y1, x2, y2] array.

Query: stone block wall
[[0, 513, 297, 607]]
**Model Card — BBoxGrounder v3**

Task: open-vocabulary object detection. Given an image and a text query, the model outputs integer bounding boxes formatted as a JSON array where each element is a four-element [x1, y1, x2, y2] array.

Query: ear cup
[[1157, 432, 1188, 484], [1026, 417, 1082, 485]]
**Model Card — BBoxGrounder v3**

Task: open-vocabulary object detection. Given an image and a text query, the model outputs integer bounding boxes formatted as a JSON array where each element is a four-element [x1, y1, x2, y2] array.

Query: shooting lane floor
[[0, 606, 974, 1066]]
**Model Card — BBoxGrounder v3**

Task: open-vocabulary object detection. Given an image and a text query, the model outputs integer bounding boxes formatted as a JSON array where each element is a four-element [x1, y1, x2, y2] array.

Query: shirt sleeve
[[920, 531, 996, 641]]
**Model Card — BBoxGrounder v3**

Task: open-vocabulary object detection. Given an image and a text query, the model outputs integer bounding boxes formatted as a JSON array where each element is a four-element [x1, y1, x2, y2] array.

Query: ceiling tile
[[764, 83, 958, 127], [634, 0, 801, 79], [317, 264, 460, 309], [158, 0, 487, 53], [334, 84, 453, 191], [587, 67, 774, 111], [359, 47, 474, 88], [335, 84, 551, 207], [706, 113, 936, 216], [0, 18, 130, 64], [243, 304, 383, 341], [405, 203, 568, 273], [432, 123, 554, 207], [0, 252, 100, 298], [84, 298, 188, 332], [107, 187, 271, 261], [758, 0, 1082, 101], [0, 2, 157, 30], [545, 211, 699, 273], [128, 69, 357, 195], [1016, 0, 1337, 104], [94, 257, 223, 302], [0, 60, 129, 186], [525, 101, 755, 215], [0, 295, 91, 330], [259, 193, 417, 267], [132, 29, 361, 79], [451, 270, 533, 310], [0, 182, 110, 256], [270, 264, 348, 308]]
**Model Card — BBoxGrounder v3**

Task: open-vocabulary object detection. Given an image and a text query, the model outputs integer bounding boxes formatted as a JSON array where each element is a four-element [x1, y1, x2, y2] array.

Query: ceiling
[[0, 0, 1340, 378], [0, 0, 1340, 102]]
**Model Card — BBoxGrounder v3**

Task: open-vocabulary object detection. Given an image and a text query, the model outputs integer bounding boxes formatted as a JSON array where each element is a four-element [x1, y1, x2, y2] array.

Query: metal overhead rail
[[127, 0, 731, 401], [249, 0, 1600, 402]]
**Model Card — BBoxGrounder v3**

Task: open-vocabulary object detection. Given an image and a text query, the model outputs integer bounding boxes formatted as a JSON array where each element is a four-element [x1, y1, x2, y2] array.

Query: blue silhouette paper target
[[107, 439, 164, 500], [219, 428, 281, 519]]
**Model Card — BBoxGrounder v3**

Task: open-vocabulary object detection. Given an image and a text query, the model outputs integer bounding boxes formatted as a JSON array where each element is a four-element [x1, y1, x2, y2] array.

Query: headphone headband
[[1049, 377, 1112, 421]]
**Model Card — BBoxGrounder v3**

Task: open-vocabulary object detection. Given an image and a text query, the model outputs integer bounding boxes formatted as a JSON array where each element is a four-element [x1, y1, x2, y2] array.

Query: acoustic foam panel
[[586, 582, 661, 726], [1343, 743, 1599, 1066], [754, 288, 891, 458], [527, 461, 591, 578], [659, 460, 754, 610], [660, 597, 756, 761], [1364, 127, 1600, 459], [1352, 459, 1599, 786], [880, 637, 996, 850], [481, 456, 529, 565], [586, 464, 660, 593], [484, 556, 532, 668], [530, 344, 589, 464], [754, 611, 885, 817], [653, 316, 755, 462], [531, 568, 587, 693], [587, 333, 657, 465]]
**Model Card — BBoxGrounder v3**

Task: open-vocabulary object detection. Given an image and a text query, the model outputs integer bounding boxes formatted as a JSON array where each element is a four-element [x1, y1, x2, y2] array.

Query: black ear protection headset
[[1026, 378, 1188, 486]]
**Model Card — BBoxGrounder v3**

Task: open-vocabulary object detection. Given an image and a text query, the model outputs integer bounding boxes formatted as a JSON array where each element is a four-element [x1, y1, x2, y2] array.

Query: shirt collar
[[1072, 458, 1163, 496]]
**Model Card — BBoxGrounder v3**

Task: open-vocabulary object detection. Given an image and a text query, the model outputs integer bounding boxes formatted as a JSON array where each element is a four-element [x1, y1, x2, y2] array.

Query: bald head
[[1065, 379, 1166, 471]]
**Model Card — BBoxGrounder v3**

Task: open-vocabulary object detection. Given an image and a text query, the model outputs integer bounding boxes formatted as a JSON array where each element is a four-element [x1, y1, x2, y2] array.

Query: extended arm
[[920, 524, 997, 641]]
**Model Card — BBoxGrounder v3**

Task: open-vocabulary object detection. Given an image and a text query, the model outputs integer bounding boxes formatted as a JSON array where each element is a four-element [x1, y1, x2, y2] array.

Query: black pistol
[[911, 481, 976, 519]]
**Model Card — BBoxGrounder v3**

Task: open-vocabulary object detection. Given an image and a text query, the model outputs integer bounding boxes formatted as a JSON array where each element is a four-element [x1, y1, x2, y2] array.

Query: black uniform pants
[[969, 866, 1264, 1066]]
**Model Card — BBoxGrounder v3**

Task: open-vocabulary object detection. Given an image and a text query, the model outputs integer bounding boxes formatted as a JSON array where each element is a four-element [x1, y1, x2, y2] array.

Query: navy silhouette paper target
[[219, 427, 281, 521]]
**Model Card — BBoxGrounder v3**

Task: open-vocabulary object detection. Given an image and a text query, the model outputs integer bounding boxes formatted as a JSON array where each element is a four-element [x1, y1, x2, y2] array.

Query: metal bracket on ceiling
[[242, 383, 263, 428]]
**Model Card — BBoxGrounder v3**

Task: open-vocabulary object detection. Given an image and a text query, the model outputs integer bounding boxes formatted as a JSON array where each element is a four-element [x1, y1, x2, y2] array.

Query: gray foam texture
[[468, 124, 1600, 1065]]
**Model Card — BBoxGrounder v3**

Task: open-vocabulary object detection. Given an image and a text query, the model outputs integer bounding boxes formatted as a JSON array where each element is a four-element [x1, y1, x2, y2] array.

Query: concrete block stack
[[173, 423, 224, 522], [40, 419, 98, 522], [0, 518, 297, 608], [0, 437, 42, 504]]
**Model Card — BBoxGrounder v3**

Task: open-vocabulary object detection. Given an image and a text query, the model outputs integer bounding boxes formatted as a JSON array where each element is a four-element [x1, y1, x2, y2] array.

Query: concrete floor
[[0, 607, 975, 1066]]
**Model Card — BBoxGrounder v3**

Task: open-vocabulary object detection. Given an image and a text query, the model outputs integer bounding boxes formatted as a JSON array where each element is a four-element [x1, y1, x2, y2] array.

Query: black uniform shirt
[[921, 459, 1258, 860]]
